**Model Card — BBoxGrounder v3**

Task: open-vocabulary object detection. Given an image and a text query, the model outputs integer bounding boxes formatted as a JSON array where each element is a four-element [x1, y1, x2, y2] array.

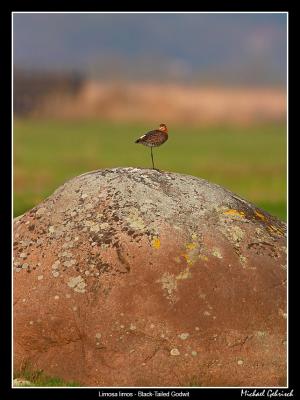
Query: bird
[[135, 123, 168, 169]]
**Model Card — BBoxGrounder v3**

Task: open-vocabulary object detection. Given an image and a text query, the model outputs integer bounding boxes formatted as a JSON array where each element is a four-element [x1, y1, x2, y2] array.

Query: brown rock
[[13, 168, 287, 387]]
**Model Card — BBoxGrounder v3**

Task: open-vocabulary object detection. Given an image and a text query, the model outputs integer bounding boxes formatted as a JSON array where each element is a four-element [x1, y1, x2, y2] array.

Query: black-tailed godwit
[[135, 123, 168, 169]]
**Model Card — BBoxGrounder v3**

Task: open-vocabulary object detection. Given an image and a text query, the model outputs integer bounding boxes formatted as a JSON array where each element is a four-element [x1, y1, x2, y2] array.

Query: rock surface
[[13, 378, 33, 387], [13, 168, 287, 387]]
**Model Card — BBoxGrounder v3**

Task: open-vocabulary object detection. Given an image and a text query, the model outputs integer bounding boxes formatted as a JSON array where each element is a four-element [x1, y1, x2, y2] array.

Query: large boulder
[[13, 168, 287, 387]]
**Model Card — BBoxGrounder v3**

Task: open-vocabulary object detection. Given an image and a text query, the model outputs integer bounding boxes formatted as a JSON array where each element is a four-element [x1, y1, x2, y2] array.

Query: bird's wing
[[146, 130, 161, 139], [135, 129, 168, 145], [144, 130, 167, 144]]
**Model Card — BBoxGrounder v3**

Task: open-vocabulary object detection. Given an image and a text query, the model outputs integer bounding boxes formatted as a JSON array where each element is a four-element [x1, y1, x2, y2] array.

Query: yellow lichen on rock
[[186, 242, 197, 250], [255, 210, 266, 221], [223, 209, 245, 218], [268, 225, 285, 236], [151, 236, 161, 249], [183, 241, 200, 265]]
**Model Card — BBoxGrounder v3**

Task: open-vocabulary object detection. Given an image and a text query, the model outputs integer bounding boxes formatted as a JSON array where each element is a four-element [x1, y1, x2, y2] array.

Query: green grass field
[[13, 118, 287, 220], [14, 366, 80, 387]]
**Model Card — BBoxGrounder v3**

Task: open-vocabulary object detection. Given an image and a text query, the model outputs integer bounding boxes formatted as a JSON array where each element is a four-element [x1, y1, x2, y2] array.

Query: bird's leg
[[151, 147, 155, 169]]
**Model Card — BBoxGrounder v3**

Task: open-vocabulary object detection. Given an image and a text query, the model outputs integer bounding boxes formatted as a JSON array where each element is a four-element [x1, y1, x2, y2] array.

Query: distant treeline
[[14, 68, 84, 116]]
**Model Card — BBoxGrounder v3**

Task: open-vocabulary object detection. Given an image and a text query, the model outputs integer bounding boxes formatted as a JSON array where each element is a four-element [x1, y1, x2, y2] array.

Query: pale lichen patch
[[51, 260, 60, 269], [156, 272, 177, 297], [178, 333, 190, 340], [67, 275, 87, 293], [221, 225, 245, 246], [230, 226, 245, 242], [170, 348, 180, 356], [63, 260, 76, 267], [59, 251, 73, 258], [36, 207, 46, 216], [255, 227, 263, 237], [125, 208, 146, 232], [239, 255, 247, 267], [278, 309, 287, 319], [90, 223, 100, 233], [20, 240, 31, 247], [62, 242, 74, 249], [176, 267, 192, 280], [212, 247, 223, 259], [256, 331, 267, 338], [281, 246, 287, 254]]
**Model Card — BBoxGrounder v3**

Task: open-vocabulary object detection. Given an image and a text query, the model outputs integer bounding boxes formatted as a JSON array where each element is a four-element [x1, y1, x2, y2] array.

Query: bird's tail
[[135, 139, 140, 143]]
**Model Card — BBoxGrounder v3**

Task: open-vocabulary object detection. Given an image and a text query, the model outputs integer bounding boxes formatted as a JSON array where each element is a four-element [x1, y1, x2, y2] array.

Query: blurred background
[[13, 12, 287, 220]]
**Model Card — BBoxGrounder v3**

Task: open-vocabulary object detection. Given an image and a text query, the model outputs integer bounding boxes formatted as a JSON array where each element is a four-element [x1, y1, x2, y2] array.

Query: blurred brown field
[[28, 80, 286, 125]]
